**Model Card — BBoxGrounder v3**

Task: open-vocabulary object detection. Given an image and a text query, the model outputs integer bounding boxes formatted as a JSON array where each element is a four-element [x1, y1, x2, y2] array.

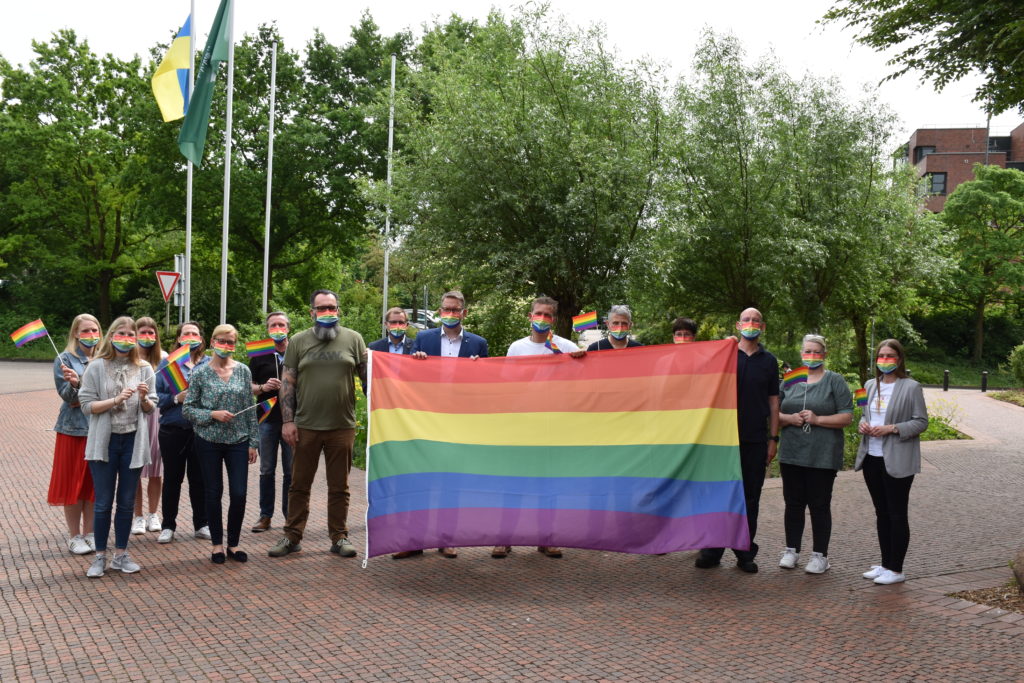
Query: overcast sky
[[4, 0, 1021, 142]]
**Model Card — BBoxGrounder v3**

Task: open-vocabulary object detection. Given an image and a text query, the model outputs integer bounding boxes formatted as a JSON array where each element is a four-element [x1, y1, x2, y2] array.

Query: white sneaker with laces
[[862, 565, 885, 580], [131, 516, 146, 535], [85, 533, 96, 551], [146, 513, 161, 532], [194, 526, 212, 540], [157, 528, 174, 544], [804, 551, 830, 574], [873, 569, 906, 585], [86, 554, 106, 578], [68, 535, 91, 555], [111, 552, 141, 574], [779, 548, 799, 569]]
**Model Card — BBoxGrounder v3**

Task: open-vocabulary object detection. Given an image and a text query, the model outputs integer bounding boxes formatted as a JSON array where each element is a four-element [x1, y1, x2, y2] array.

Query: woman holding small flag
[[131, 317, 166, 536], [854, 339, 928, 585], [777, 335, 853, 574], [182, 324, 259, 564], [78, 317, 156, 578], [49, 314, 103, 555]]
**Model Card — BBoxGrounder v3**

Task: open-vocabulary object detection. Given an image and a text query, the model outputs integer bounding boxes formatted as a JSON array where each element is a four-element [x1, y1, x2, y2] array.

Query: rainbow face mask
[[212, 341, 235, 358], [739, 323, 762, 340], [387, 323, 407, 338], [440, 316, 461, 329], [78, 334, 100, 348], [179, 334, 202, 349], [801, 353, 825, 369], [315, 312, 339, 328], [876, 358, 899, 374], [609, 325, 630, 340], [530, 315, 552, 334], [673, 334, 694, 344], [268, 326, 288, 342], [137, 333, 157, 348], [111, 334, 136, 353]]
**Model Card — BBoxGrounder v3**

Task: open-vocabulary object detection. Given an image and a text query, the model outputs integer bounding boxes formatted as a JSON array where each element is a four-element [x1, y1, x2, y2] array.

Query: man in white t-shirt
[[494, 296, 584, 560]]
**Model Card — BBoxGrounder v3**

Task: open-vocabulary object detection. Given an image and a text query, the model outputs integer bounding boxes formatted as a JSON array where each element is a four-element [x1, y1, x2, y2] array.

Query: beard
[[313, 324, 339, 341]]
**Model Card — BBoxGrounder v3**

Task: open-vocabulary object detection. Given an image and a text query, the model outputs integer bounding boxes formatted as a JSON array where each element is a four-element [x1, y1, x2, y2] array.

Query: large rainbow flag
[[365, 340, 748, 558]]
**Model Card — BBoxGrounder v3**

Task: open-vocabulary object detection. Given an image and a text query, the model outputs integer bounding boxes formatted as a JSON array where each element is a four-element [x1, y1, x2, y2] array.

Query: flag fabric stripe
[[368, 474, 746, 519], [151, 15, 192, 122], [10, 319, 48, 347], [369, 509, 749, 556], [178, 0, 232, 166], [370, 374, 736, 414], [572, 311, 598, 331], [369, 407, 738, 448], [166, 344, 190, 366], [366, 340, 748, 558], [246, 339, 276, 357], [368, 441, 742, 483], [782, 366, 809, 388], [256, 397, 277, 424], [854, 387, 868, 408], [159, 359, 189, 393]]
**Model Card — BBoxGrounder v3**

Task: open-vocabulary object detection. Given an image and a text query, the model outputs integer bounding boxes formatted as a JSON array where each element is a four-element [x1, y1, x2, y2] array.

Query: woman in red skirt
[[50, 314, 103, 555]]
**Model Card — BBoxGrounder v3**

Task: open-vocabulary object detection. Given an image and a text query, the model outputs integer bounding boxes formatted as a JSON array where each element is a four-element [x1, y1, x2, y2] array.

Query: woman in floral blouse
[[183, 324, 258, 564]]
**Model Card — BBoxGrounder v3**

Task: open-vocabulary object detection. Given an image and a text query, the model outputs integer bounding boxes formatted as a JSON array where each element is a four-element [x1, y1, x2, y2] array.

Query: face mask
[[387, 324, 407, 338], [315, 312, 339, 328], [440, 316, 461, 329], [268, 328, 288, 342], [739, 324, 762, 340], [530, 315, 552, 334], [111, 334, 136, 353], [137, 333, 157, 348], [78, 334, 100, 348], [801, 353, 825, 369], [609, 327, 630, 340], [212, 341, 235, 358], [179, 334, 202, 349], [673, 336, 693, 344], [876, 358, 899, 374]]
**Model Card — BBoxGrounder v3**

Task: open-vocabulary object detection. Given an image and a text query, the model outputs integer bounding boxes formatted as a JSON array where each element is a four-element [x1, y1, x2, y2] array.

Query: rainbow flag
[[10, 319, 48, 347], [166, 344, 190, 366], [256, 397, 277, 424], [782, 366, 809, 389], [159, 357, 189, 393], [246, 338, 275, 357], [365, 340, 748, 558], [854, 387, 867, 408], [572, 311, 598, 332]]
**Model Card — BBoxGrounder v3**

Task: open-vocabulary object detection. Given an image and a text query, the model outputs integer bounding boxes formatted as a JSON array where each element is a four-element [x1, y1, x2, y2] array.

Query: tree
[[941, 165, 1024, 362], [383, 9, 664, 338], [822, 0, 1024, 114]]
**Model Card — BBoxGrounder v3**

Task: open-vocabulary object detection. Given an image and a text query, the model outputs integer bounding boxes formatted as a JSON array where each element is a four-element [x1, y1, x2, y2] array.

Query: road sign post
[[156, 270, 181, 338]]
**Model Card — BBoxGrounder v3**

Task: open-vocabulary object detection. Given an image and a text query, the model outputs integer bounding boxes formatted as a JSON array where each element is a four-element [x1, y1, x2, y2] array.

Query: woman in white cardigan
[[78, 317, 156, 578], [854, 339, 928, 585]]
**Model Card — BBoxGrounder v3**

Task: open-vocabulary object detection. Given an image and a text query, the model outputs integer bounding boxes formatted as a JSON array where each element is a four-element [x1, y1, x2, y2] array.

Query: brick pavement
[[0, 365, 1021, 680]]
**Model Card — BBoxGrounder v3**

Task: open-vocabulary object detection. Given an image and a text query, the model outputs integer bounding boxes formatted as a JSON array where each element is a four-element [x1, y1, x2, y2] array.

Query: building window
[[929, 172, 947, 195], [914, 146, 936, 163]]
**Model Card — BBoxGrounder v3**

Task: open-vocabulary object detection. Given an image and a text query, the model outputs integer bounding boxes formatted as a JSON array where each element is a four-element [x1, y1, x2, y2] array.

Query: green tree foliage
[[384, 9, 664, 338], [822, 0, 1024, 114], [941, 165, 1024, 362]]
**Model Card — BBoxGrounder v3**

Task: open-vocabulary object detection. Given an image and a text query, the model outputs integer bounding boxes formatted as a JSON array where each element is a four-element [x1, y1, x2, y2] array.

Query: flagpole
[[184, 0, 195, 323], [381, 53, 396, 336], [262, 41, 277, 316], [219, 0, 235, 325]]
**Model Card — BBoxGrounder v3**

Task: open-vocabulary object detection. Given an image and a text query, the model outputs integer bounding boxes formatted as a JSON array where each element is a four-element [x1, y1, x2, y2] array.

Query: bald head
[[736, 308, 765, 340], [739, 308, 763, 324]]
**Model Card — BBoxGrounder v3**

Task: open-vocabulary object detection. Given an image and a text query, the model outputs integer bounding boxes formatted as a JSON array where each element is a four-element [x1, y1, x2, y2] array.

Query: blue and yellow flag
[[151, 14, 192, 122], [178, 0, 232, 166]]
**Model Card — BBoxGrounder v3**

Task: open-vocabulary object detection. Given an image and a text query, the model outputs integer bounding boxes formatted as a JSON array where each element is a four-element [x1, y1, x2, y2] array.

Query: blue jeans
[[89, 432, 142, 552], [258, 421, 293, 519], [195, 436, 249, 547]]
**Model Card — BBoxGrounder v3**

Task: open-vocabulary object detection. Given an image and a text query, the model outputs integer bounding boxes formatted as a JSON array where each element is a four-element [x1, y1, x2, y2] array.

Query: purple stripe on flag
[[366, 508, 750, 558]]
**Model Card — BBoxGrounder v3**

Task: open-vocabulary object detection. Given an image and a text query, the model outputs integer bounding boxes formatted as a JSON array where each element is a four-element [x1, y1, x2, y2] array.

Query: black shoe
[[211, 552, 225, 564], [695, 555, 721, 569], [737, 560, 759, 573], [227, 549, 248, 563]]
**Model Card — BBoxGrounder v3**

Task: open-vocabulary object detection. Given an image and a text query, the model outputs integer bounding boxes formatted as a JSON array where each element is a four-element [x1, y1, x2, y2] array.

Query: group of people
[[48, 290, 928, 585]]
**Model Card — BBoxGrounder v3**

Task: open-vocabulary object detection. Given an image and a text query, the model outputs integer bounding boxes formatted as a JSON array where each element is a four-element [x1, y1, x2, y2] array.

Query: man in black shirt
[[249, 312, 292, 533]]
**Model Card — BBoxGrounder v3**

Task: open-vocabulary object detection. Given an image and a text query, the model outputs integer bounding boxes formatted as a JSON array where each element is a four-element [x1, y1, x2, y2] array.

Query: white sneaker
[[873, 569, 906, 585], [68, 534, 91, 555], [194, 526, 212, 540], [862, 565, 885, 580], [131, 516, 146, 535], [804, 551, 830, 574], [86, 554, 106, 578], [157, 529, 174, 544], [779, 547, 799, 569], [146, 513, 161, 532], [85, 533, 96, 551], [111, 552, 141, 574]]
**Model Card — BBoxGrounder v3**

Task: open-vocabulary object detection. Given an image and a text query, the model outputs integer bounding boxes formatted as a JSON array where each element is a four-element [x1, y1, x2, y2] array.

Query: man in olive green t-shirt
[[268, 289, 367, 559]]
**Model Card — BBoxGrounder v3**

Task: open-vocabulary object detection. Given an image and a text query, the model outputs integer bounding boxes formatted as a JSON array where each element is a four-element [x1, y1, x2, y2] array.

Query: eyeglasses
[[440, 307, 463, 314], [313, 305, 339, 313], [386, 320, 407, 326]]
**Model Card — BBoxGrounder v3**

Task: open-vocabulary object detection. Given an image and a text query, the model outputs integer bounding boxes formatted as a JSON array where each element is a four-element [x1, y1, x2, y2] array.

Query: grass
[[989, 390, 1024, 408], [907, 359, 1012, 389]]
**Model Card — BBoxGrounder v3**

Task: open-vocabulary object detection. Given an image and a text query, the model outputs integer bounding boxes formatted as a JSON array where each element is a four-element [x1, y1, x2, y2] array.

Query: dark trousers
[[159, 425, 207, 532], [780, 462, 837, 555], [701, 441, 767, 562], [862, 455, 914, 573], [258, 420, 293, 519], [284, 428, 354, 544], [195, 436, 249, 547], [89, 432, 142, 552]]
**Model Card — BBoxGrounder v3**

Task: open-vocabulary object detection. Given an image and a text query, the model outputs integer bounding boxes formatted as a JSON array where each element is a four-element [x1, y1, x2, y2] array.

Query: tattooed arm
[[280, 366, 298, 447]]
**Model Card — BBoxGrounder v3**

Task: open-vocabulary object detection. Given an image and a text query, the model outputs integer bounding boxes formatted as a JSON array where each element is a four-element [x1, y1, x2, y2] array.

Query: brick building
[[899, 122, 1024, 211]]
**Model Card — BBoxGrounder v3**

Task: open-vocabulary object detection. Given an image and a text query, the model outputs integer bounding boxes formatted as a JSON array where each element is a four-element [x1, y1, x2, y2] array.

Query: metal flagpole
[[184, 0, 196, 322], [219, 0, 235, 324], [262, 42, 277, 316], [381, 54, 396, 336]]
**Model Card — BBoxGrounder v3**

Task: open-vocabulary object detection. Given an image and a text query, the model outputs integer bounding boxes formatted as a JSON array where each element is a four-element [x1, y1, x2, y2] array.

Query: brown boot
[[250, 516, 271, 533]]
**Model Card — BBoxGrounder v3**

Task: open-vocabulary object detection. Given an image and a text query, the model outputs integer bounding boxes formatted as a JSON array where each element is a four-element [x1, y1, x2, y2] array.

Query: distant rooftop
[[912, 123, 1020, 136]]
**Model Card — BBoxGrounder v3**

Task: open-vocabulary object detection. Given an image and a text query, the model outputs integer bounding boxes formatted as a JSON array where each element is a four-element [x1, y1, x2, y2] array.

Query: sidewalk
[[0, 365, 1021, 680]]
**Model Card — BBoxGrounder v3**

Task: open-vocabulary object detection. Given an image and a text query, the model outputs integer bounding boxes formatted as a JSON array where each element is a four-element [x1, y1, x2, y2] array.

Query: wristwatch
[[770, 435, 780, 442]]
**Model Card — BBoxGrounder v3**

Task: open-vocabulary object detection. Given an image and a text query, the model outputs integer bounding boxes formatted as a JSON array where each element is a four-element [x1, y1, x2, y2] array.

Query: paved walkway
[[0, 363, 1021, 680]]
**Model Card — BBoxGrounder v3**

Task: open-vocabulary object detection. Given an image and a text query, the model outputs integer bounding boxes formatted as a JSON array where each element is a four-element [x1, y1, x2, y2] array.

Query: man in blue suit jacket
[[390, 290, 488, 561], [367, 307, 415, 355]]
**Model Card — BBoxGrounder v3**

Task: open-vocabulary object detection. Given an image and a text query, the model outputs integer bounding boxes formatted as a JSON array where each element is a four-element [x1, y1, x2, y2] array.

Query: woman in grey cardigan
[[854, 339, 928, 585], [78, 317, 156, 578]]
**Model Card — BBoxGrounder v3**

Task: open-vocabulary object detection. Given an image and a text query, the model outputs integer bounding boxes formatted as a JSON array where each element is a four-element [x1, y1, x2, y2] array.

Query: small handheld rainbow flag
[[782, 366, 809, 389], [544, 331, 563, 355], [246, 338, 275, 357], [159, 359, 189, 393], [256, 397, 277, 424], [166, 344, 190, 366], [572, 311, 598, 332], [10, 319, 48, 347], [854, 387, 867, 408]]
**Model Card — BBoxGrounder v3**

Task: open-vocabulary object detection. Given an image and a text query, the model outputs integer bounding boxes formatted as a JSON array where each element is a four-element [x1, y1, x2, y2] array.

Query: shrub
[[1009, 343, 1024, 389]]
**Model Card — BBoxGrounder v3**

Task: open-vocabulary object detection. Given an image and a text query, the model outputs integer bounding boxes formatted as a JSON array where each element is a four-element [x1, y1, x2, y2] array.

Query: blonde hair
[[210, 324, 238, 342], [96, 316, 145, 366], [65, 314, 102, 356], [802, 334, 827, 354], [135, 316, 163, 370]]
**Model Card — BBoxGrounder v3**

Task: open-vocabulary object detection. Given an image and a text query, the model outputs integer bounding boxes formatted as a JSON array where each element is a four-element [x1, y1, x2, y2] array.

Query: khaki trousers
[[283, 427, 354, 544]]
